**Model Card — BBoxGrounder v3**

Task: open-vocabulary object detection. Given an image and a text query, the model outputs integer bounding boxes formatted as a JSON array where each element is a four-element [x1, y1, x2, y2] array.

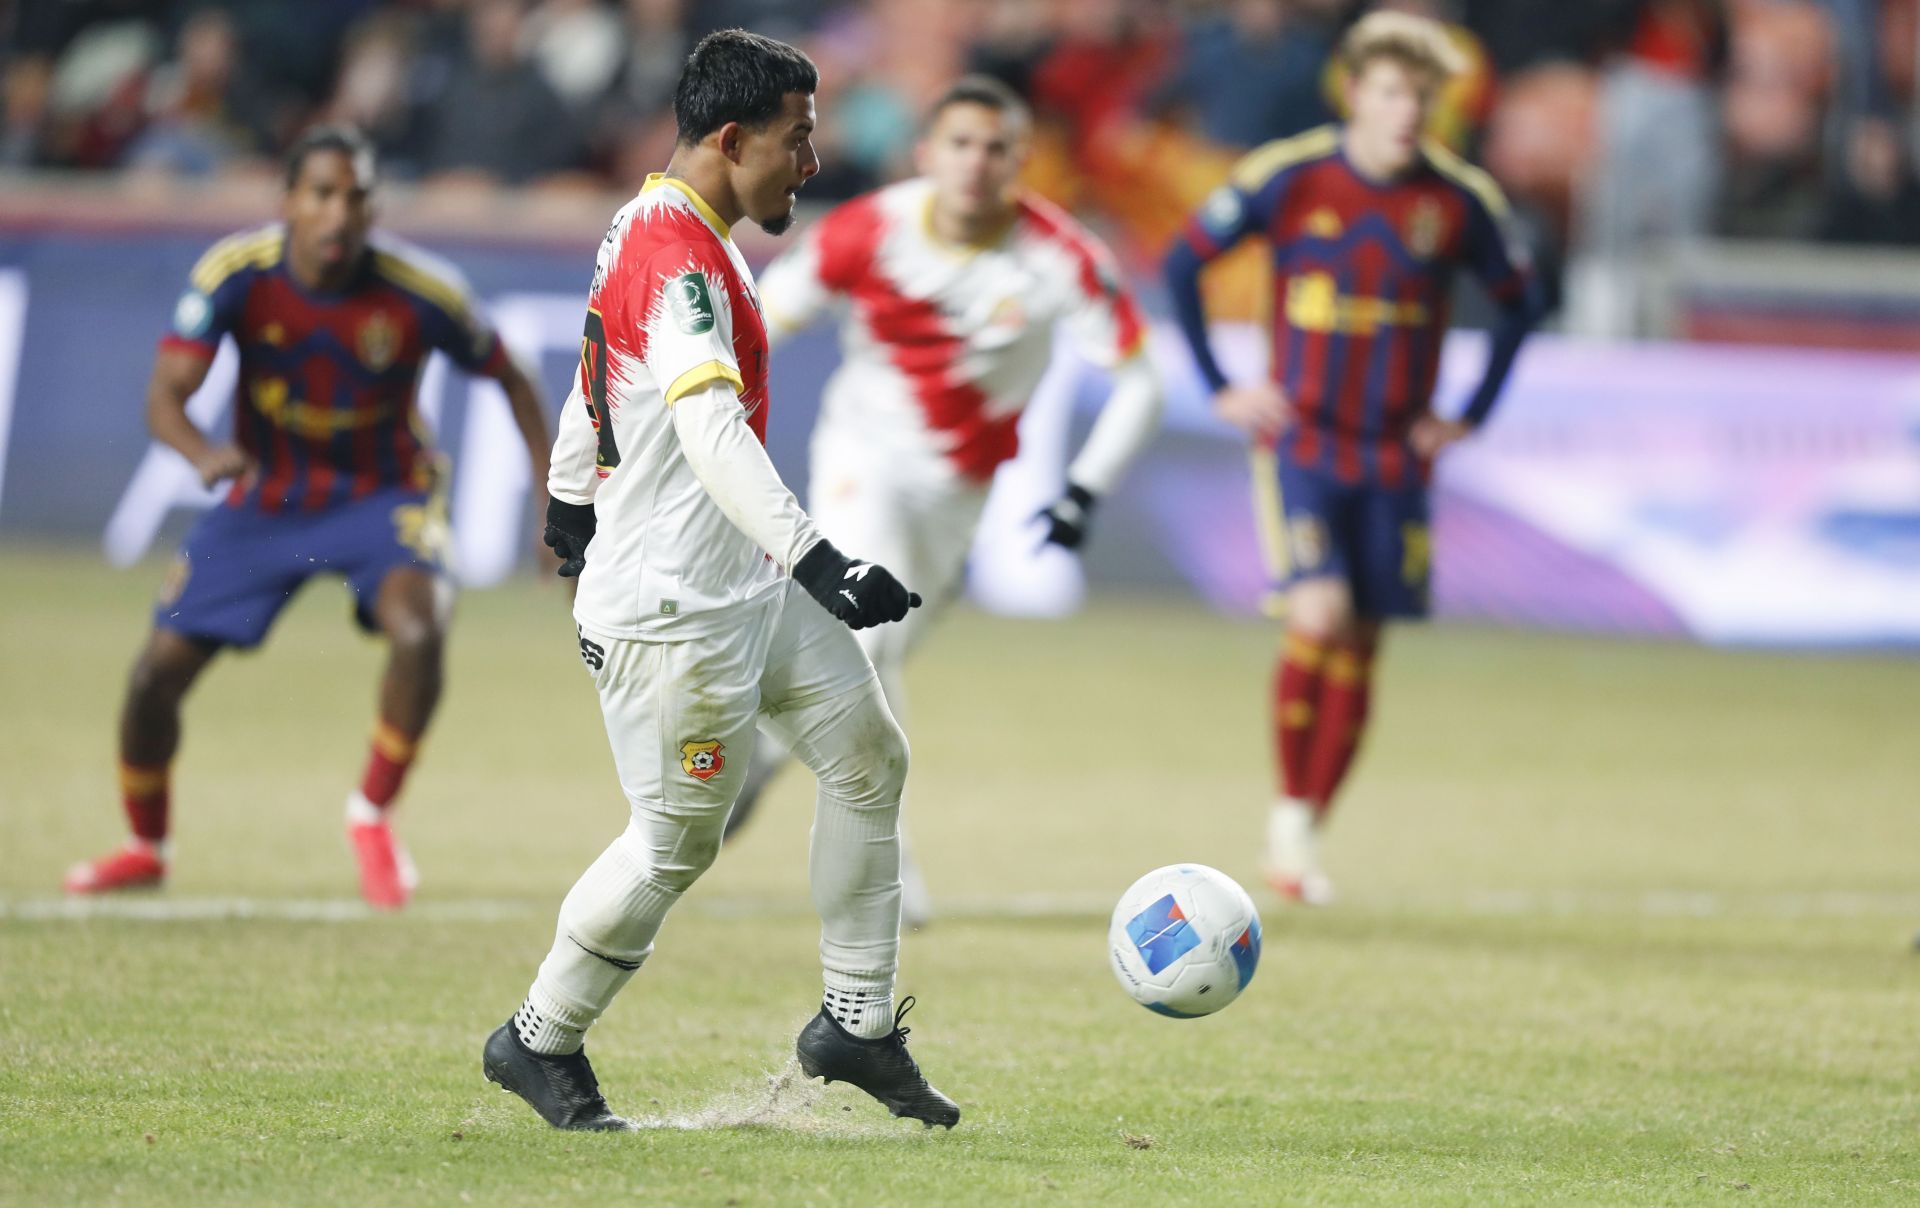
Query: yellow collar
[[644, 173, 732, 239], [920, 189, 1018, 257]]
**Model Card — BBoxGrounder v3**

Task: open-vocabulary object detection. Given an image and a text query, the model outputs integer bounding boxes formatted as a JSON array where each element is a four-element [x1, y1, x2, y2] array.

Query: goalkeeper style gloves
[[795, 539, 921, 630], [543, 496, 596, 578], [1037, 483, 1097, 551]]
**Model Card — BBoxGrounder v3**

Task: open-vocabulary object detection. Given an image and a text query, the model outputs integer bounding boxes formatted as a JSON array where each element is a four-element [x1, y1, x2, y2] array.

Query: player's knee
[[557, 883, 652, 965], [826, 709, 909, 811], [616, 812, 724, 896], [1286, 583, 1352, 641], [126, 648, 197, 711], [384, 610, 444, 666]]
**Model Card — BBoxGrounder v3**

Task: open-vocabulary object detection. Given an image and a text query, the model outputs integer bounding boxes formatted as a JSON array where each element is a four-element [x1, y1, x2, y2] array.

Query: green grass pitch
[[2, 549, 1917, 1204]]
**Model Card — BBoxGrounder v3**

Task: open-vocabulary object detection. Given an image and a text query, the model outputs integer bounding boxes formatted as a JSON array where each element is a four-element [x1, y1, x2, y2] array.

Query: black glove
[[543, 496, 596, 578], [794, 539, 922, 630], [1037, 483, 1097, 550]]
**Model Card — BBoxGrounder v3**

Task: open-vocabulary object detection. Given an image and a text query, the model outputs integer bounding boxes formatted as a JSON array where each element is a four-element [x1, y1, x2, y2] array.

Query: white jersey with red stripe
[[549, 174, 781, 639], [757, 177, 1147, 488]]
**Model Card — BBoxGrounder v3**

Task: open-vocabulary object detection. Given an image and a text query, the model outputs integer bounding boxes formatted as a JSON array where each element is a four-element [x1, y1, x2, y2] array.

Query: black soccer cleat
[[796, 996, 960, 1129], [482, 1021, 633, 1132]]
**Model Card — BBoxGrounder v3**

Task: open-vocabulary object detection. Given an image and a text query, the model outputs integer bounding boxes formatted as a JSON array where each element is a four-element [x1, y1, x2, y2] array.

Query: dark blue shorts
[[1256, 452, 1431, 620], [153, 488, 448, 650]]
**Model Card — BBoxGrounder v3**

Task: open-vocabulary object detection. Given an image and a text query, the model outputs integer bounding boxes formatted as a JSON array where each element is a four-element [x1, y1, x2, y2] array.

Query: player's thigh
[[1350, 485, 1432, 621], [759, 611, 907, 806], [153, 505, 314, 650], [1271, 455, 1349, 583], [759, 585, 885, 724], [583, 613, 774, 822], [330, 488, 454, 636]]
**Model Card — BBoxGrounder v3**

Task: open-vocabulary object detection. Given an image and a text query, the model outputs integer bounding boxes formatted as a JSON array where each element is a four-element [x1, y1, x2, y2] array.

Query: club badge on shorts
[[680, 740, 725, 781]]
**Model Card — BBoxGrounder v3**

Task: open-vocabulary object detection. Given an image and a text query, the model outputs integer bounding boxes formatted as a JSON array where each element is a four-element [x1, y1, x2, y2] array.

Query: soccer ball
[[1108, 864, 1262, 1019]]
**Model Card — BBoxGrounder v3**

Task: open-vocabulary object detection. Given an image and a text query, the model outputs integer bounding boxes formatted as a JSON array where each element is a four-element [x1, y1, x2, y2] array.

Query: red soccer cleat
[[64, 843, 166, 894], [348, 820, 418, 911]]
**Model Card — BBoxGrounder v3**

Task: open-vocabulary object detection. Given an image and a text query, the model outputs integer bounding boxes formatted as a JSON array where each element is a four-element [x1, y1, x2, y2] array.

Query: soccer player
[[63, 126, 552, 910], [1164, 13, 1545, 904], [719, 75, 1164, 923], [482, 31, 959, 1132]]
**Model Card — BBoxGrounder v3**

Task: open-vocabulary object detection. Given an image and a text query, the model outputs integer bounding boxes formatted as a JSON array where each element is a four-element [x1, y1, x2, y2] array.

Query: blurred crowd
[[5, 0, 1919, 267]]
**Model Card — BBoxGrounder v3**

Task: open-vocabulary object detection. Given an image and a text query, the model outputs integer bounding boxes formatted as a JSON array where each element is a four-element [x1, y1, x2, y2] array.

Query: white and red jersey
[[758, 178, 1148, 487], [550, 174, 782, 638]]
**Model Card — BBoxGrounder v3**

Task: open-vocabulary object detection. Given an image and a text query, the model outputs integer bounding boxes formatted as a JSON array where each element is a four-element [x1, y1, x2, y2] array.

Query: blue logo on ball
[[1126, 893, 1200, 974]]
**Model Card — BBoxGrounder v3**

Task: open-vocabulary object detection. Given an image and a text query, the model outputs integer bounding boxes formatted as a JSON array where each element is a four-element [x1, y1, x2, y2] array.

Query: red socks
[[359, 721, 421, 811], [1271, 633, 1377, 818], [1306, 642, 1375, 818], [119, 762, 171, 843], [1272, 633, 1327, 802]]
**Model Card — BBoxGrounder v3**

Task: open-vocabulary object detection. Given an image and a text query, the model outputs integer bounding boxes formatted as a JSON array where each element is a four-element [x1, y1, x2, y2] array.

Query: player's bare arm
[[491, 352, 552, 491], [1213, 380, 1291, 442], [145, 345, 249, 488]]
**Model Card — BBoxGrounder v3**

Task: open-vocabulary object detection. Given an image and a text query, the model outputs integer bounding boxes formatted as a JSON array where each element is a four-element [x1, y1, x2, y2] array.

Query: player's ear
[[716, 120, 744, 164]]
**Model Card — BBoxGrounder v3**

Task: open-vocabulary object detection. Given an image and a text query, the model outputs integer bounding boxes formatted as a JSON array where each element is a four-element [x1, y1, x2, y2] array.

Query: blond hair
[[1339, 11, 1466, 82]]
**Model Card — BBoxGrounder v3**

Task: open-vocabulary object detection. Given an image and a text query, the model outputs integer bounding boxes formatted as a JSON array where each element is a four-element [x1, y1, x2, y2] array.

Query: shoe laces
[[885, 996, 917, 1046]]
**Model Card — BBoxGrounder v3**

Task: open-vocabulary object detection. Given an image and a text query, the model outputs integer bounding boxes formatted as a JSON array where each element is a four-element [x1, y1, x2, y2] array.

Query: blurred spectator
[[1029, 0, 1175, 160], [1158, 0, 1338, 150], [965, 0, 1057, 98], [2, 56, 55, 169], [123, 7, 271, 176], [525, 0, 629, 113], [320, 12, 417, 165], [1820, 115, 1920, 245], [417, 0, 583, 185], [1717, 0, 1831, 240], [38, 17, 159, 169], [595, 0, 691, 191], [1585, 1, 1728, 251]]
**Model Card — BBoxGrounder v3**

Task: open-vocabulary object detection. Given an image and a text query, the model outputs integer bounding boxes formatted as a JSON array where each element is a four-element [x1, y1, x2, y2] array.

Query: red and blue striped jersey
[[1181, 125, 1528, 487], [159, 225, 507, 512]]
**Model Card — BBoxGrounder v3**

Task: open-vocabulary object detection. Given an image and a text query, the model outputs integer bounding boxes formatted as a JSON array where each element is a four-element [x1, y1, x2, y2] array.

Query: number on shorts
[[1400, 522, 1432, 586]]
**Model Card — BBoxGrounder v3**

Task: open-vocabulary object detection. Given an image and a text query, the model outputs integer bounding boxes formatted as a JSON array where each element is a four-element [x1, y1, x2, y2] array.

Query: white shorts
[[809, 424, 990, 664], [578, 582, 877, 817]]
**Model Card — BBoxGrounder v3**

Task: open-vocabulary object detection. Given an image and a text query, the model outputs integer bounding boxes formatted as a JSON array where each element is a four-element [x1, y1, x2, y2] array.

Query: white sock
[[1267, 797, 1318, 875], [823, 973, 895, 1039], [513, 987, 590, 1055], [344, 790, 384, 827], [129, 837, 171, 861]]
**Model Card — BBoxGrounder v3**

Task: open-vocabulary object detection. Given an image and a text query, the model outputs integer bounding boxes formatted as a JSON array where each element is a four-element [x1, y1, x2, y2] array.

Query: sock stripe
[[567, 934, 643, 972], [370, 722, 419, 762], [118, 763, 169, 796]]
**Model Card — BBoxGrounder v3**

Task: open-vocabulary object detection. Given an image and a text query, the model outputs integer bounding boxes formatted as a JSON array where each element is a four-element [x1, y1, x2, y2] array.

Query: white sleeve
[[547, 380, 602, 504], [670, 380, 821, 572], [1065, 351, 1163, 497], [756, 229, 834, 352]]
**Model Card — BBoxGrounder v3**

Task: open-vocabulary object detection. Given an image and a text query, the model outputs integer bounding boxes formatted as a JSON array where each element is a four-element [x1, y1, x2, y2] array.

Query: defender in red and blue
[[1165, 14, 1546, 905], [65, 127, 553, 909]]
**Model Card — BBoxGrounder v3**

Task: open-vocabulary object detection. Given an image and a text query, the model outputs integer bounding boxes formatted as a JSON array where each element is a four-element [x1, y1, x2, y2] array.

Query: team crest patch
[[1199, 185, 1243, 239], [680, 740, 725, 781], [667, 273, 716, 335], [1305, 207, 1343, 239], [357, 312, 400, 371], [1405, 197, 1446, 259], [172, 290, 213, 339]]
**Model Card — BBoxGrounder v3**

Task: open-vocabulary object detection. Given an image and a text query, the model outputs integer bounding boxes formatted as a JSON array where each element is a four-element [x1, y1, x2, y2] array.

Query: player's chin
[[755, 197, 798, 237]]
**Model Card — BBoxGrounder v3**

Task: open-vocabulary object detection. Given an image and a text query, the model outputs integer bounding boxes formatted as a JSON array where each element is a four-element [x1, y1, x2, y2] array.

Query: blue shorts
[[153, 488, 449, 650], [1256, 452, 1431, 620]]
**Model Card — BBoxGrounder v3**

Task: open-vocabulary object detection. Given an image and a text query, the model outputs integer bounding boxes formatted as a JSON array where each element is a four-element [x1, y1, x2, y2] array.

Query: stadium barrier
[[2, 222, 1915, 648]]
